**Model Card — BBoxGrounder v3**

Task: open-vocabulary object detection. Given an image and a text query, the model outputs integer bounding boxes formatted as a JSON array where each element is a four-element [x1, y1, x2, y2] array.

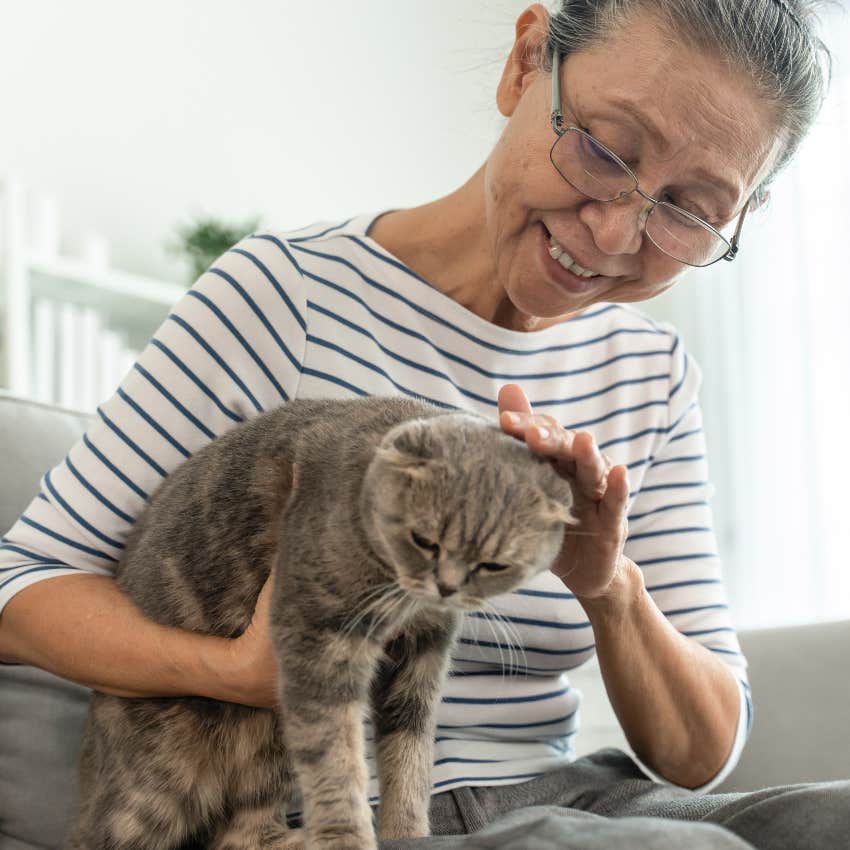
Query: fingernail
[[503, 412, 520, 426], [536, 425, 551, 441]]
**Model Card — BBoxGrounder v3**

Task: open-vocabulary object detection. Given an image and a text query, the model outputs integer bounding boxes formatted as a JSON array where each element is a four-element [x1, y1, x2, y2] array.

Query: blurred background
[[1, 0, 847, 630]]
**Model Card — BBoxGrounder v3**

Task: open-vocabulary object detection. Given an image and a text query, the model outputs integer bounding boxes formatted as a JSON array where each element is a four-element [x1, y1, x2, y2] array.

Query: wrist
[[194, 632, 241, 702], [574, 556, 645, 621]]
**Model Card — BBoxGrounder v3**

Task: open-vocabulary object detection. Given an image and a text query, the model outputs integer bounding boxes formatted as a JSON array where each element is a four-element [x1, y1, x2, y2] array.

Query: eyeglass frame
[[549, 49, 751, 268]]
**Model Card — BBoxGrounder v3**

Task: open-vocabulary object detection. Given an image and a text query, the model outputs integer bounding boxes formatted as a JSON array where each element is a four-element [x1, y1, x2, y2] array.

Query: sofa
[[1, 390, 848, 850]]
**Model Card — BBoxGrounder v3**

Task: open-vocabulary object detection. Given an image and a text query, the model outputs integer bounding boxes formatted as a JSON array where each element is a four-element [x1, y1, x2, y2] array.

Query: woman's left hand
[[498, 383, 632, 601]]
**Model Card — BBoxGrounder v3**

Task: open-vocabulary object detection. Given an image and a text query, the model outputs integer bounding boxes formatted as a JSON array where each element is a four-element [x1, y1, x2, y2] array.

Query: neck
[[368, 163, 566, 333]]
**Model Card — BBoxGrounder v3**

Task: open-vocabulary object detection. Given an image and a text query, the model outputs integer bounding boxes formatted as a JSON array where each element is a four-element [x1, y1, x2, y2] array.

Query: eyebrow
[[606, 97, 742, 205]]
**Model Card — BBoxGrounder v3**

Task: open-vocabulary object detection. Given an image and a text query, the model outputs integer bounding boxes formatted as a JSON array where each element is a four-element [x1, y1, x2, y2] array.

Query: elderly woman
[[0, 1, 846, 848]]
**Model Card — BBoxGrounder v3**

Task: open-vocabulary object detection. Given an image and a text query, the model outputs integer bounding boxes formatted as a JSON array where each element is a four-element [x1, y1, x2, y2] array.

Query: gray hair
[[539, 0, 834, 205]]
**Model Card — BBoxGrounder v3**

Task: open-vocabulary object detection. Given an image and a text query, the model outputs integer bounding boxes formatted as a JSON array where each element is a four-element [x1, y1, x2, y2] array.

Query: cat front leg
[[371, 616, 457, 840], [277, 633, 382, 850]]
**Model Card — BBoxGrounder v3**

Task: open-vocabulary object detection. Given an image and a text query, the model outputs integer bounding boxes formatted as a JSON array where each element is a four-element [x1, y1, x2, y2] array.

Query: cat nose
[[436, 581, 457, 598]]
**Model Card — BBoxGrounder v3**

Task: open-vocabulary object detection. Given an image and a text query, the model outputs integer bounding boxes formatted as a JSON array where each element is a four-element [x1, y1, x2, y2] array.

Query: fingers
[[499, 411, 614, 501], [498, 383, 533, 419], [601, 464, 630, 521]]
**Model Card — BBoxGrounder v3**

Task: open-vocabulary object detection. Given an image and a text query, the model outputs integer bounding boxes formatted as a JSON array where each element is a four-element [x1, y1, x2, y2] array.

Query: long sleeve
[[623, 336, 751, 791], [0, 234, 308, 614]]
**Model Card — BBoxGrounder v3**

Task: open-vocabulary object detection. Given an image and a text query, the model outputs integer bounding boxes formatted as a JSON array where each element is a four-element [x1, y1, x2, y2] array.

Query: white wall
[[1, 0, 524, 282]]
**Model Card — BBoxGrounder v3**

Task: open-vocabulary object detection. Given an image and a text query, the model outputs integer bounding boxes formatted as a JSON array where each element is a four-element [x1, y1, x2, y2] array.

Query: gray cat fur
[[64, 396, 576, 850]]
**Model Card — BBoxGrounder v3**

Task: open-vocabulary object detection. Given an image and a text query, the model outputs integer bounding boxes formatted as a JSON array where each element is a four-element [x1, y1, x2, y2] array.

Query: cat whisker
[[478, 601, 528, 677], [363, 585, 411, 643], [341, 581, 399, 640]]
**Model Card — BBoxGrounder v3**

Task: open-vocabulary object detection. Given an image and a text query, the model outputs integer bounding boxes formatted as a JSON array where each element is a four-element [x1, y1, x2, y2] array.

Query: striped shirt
[[0, 212, 751, 797]]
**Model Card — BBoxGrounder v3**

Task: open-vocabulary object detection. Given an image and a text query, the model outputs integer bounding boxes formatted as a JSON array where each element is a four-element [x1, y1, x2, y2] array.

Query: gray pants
[[378, 749, 850, 850]]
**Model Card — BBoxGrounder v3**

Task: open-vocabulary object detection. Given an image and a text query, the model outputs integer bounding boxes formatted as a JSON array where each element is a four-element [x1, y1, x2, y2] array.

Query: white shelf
[[0, 174, 185, 403], [27, 253, 186, 306]]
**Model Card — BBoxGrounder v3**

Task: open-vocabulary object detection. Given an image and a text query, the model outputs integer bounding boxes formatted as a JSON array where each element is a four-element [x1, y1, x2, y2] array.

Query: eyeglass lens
[[550, 128, 732, 267]]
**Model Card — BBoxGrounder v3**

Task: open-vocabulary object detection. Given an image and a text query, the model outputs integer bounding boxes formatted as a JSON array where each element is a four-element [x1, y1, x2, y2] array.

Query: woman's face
[[485, 4, 783, 321]]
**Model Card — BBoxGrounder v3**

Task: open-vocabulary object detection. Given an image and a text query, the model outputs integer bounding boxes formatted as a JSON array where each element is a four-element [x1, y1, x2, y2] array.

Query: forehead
[[562, 12, 782, 206]]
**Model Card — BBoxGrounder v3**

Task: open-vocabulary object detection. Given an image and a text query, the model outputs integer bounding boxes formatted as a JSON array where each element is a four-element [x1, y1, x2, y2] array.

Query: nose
[[436, 581, 457, 598], [578, 194, 651, 257]]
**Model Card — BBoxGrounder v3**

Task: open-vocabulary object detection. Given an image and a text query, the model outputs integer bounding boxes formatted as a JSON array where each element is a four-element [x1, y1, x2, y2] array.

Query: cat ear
[[375, 445, 431, 480], [377, 419, 441, 479]]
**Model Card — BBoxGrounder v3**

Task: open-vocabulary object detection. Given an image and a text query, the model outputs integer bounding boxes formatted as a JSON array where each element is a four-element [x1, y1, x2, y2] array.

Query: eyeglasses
[[549, 50, 750, 268]]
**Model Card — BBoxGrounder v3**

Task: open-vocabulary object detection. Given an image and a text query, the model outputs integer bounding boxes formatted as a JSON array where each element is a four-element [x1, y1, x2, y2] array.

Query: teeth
[[548, 234, 601, 278]]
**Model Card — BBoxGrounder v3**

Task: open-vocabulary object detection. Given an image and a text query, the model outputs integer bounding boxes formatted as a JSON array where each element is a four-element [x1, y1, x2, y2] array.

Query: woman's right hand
[[222, 571, 280, 708]]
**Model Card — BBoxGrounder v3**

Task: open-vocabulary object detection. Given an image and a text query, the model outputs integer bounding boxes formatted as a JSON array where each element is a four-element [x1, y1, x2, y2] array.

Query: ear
[[496, 3, 550, 118], [374, 445, 431, 480], [376, 419, 440, 480]]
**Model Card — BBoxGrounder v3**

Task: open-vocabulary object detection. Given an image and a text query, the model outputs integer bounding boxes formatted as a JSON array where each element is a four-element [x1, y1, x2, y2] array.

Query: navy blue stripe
[[283, 219, 355, 244], [0, 563, 83, 592], [149, 339, 243, 424], [681, 627, 735, 637], [186, 291, 288, 401], [0, 543, 64, 564], [43, 470, 124, 551], [432, 772, 544, 789], [116, 389, 190, 460], [442, 686, 569, 705], [640, 553, 717, 566], [470, 611, 591, 631], [457, 637, 595, 657], [628, 526, 712, 542], [635, 480, 708, 494], [437, 709, 578, 731], [663, 603, 728, 617], [669, 428, 703, 444], [65, 457, 134, 524], [668, 400, 699, 433], [309, 295, 672, 384], [645, 578, 721, 593], [18, 516, 116, 562], [650, 454, 705, 468], [348, 233, 628, 328], [565, 399, 668, 431], [83, 435, 149, 501], [97, 406, 168, 478], [307, 333, 494, 406], [669, 347, 688, 400], [133, 363, 217, 441], [451, 657, 575, 674], [599, 426, 667, 450], [167, 314, 263, 413], [209, 266, 302, 372], [707, 646, 742, 657], [299, 367, 454, 409], [512, 588, 575, 600], [290, 242, 665, 356], [628, 500, 709, 521], [228, 247, 307, 331]]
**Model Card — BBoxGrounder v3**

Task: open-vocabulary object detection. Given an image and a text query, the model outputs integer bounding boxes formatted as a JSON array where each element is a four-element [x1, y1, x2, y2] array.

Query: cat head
[[361, 412, 577, 610]]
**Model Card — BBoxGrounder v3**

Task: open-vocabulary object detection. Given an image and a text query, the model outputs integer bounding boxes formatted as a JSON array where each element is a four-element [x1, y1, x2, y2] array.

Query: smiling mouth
[[542, 224, 602, 278]]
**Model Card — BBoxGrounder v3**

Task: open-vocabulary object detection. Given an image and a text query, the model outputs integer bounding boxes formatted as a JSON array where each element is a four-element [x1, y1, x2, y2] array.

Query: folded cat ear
[[377, 419, 441, 479]]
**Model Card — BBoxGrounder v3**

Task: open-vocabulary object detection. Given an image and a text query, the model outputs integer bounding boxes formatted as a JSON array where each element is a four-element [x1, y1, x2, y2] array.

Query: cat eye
[[411, 530, 440, 556], [476, 562, 511, 573]]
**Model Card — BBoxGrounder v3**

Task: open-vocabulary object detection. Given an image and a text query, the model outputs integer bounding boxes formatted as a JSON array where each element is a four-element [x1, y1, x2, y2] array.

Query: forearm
[[0, 573, 235, 702], [577, 558, 741, 789]]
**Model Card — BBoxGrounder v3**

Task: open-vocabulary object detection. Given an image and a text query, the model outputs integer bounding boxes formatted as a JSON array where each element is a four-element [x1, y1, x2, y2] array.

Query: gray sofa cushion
[[0, 393, 93, 850]]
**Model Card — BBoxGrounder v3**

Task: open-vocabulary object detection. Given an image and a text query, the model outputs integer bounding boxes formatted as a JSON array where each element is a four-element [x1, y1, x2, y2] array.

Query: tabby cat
[[64, 396, 576, 850]]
